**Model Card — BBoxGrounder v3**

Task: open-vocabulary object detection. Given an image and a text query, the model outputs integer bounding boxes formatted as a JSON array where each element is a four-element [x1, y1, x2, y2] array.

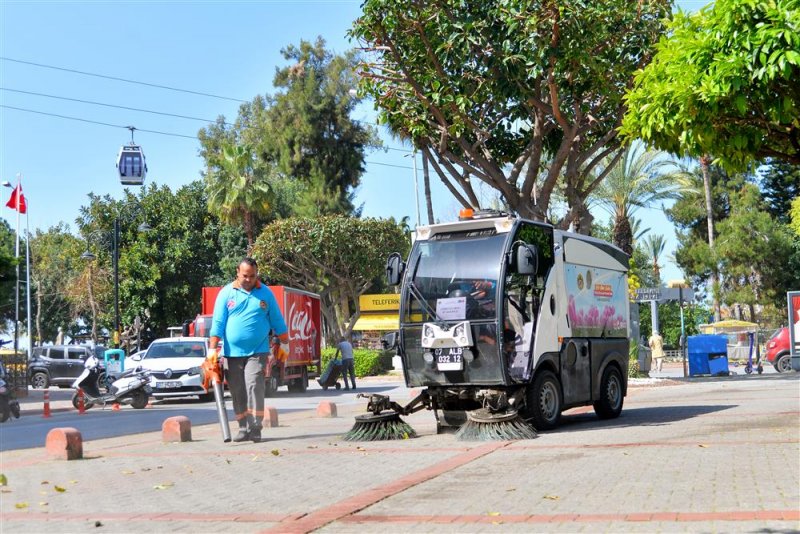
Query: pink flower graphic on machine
[[567, 296, 626, 336]]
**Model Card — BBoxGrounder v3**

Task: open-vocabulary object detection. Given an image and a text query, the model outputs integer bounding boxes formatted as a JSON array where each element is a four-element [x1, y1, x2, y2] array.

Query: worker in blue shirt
[[209, 258, 288, 443]]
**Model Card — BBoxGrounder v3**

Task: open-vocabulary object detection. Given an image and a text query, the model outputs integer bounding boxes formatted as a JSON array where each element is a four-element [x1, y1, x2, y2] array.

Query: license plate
[[435, 347, 463, 371], [156, 381, 181, 389]]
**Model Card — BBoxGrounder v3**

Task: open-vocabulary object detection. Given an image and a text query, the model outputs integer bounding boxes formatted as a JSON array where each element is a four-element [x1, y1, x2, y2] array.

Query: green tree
[[350, 0, 671, 231], [0, 220, 18, 334], [643, 233, 668, 286], [268, 37, 379, 216], [592, 143, 686, 254], [205, 142, 273, 248], [252, 216, 408, 342], [759, 160, 800, 223], [791, 196, 800, 236], [29, 224, 83, 344], [622, 0, 800, 168]]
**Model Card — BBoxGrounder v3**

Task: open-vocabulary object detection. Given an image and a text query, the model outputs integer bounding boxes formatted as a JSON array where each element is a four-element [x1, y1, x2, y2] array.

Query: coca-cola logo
[[288, 300, 316, 342]]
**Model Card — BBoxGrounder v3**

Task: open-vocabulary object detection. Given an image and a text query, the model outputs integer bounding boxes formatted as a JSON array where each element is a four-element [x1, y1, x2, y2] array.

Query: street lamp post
[[82, 216, 148, 348]]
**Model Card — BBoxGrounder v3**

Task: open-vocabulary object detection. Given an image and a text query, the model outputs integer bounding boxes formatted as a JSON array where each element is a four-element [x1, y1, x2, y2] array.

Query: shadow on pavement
[[556, 404, 737, 432]]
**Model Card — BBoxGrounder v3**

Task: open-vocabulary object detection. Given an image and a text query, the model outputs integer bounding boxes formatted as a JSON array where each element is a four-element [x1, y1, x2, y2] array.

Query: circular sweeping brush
[[343, 411, 417, 441], [454, 408, 537, 441]]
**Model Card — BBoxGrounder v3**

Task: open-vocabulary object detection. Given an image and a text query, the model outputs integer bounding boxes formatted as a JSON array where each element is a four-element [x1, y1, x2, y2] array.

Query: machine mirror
[[386, 253, 405, 286], [515, 244, 538, 275]]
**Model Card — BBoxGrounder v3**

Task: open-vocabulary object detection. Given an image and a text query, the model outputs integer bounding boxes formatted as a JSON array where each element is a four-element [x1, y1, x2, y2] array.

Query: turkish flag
[[6, 184, 27, 214]]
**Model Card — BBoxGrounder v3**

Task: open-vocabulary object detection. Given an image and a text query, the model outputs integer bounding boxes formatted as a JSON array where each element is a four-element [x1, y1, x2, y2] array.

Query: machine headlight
[[187, 366, 201, 376], [423, 325, 434, 339]]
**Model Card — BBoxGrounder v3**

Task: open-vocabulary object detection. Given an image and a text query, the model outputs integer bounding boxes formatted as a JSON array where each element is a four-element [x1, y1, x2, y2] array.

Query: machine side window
[[47, 348, 65, 360], [67, 348, 86, 361]]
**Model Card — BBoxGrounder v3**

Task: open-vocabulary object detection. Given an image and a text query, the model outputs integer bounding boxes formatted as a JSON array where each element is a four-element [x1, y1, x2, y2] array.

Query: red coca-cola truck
[[190, 286, 321, 395]]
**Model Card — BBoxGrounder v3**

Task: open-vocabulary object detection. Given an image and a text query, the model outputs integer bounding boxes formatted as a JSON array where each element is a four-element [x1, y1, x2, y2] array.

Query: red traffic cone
[[112, 402, 121, 411], [42, 389, 52, 418]]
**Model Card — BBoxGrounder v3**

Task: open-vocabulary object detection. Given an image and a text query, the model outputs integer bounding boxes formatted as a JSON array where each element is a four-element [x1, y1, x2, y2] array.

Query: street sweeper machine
[[346, 210, 630, 441]]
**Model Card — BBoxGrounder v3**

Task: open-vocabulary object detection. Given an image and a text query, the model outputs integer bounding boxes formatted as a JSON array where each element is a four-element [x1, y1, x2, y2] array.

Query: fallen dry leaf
[[38, 502, 48, 507], [505, 488, 516, 492], [251, 455, 260, 462], [40, 480, 49, 485], [15, 502, 28, 509], [0, 474, 7, 486], [271, 449, 280, 456], [153, 483, 174, 490], [121, 470, 135, 475], [699, 444, 709, 448], [54, 486, 66, 493], [69, 480, 78, 484], [225, 459, 232, 464], [356, 446, 366, 451], [487, 511, 501, 516], [543, 495, 560, 500]]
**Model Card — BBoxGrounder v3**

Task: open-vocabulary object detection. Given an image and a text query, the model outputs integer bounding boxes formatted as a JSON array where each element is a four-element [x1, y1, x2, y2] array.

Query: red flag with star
[[6, 184, 27, 214]]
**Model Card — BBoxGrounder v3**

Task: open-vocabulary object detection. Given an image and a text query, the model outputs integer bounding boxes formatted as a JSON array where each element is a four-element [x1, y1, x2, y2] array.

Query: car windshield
[[145, 342, 206, 359], [767, 328, 784, 341], [404, 231, 506, 323]]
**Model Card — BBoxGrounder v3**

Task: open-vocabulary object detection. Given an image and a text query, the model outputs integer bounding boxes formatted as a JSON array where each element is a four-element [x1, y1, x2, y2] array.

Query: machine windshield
[[404, 231, 506, 323]]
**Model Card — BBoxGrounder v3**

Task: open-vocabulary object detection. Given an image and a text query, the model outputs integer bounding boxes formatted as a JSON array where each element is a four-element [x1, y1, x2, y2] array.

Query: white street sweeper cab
[[381, 210, 630, 435]]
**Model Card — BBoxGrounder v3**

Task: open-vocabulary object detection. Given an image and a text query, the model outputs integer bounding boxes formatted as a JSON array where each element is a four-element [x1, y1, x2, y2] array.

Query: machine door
[[560, 339, 591, 404], [66, 347, 89, 380], [47, 347, 70, 383]]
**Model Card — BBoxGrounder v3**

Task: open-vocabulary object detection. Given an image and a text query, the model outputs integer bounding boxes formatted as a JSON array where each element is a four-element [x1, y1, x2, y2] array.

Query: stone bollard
[[162, 416, 192, 443], [46, 427, 83, 460], [316, 401, 337, 417], [263, 406, 279, 428]]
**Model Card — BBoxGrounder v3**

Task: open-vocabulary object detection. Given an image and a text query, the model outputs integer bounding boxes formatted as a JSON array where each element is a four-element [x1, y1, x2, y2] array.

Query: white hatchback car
[[132, 337, 211, 401]]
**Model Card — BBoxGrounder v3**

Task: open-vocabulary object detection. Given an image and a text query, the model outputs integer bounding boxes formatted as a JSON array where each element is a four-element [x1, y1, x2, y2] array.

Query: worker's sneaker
[[233, 429, 250, 442], [250, 427, 262, 442]]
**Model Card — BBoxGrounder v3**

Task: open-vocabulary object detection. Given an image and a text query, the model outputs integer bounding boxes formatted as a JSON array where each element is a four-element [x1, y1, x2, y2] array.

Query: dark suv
[[27, 345, 108, 389]]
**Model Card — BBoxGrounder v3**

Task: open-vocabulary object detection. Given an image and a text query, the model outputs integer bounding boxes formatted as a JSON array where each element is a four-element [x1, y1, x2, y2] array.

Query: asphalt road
[[0, 378, 410, 451]]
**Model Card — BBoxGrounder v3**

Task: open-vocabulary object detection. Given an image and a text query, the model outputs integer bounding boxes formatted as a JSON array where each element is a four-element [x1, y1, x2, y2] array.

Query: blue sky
[[1, 0, 710, 284]]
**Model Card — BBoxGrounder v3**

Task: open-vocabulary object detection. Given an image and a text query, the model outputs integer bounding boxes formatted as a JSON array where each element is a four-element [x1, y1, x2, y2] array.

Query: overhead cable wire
[[1, 87, 228, 124], [0, 56, 247, 103], [0, 105, 198, 139], [0, 104, 418, 168]]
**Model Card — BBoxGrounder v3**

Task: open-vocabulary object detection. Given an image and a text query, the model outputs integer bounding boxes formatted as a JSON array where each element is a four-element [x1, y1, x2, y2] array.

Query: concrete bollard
[[46, 427, 83, 460], [316, 401, 337, 417], [263, 406, 279, 428], [162, 416, 192, 442]]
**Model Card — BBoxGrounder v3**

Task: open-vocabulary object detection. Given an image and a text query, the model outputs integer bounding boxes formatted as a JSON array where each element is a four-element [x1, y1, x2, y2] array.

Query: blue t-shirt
[[209, 282, 288, 357]]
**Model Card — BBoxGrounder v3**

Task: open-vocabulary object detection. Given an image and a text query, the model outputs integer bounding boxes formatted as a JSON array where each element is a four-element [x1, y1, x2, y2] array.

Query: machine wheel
[[198, 391, 214, 402], [31, 371, 49, 390], [775, 354, 793, 373], [593, 365, 624, 420], [71, 392, 94, 410], [334, 382, 341, 390], [0, 399, 10, 422], [130, 390, 149, 409], [265, 371, 279, 397], [745, 365, 753, 374], [525, 370, 562, 431]]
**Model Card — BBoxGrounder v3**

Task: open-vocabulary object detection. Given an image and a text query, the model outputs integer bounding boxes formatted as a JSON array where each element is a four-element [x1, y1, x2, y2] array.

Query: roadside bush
[[321, 347, 391, 377]]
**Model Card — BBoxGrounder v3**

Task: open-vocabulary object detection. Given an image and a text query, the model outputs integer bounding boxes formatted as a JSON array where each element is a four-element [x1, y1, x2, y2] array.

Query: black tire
[[0, 399, 10, 423], [97, 372, 110, 392], [198, 391, 214, 402], [776, 354, 793, 373], [593, 365, 624, 420], [334, 382, 341, 390], [525, 370, 562, 430], [130, 390, 149, 409], [265, 371, 279, 397], [31, 371, 49, 390], [71, 392, 94, 410]]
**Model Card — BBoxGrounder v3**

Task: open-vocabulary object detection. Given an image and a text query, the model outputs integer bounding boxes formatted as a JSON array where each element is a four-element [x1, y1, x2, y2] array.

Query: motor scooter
[[0, 361, 21, 422], [71, 354, 152, 410]]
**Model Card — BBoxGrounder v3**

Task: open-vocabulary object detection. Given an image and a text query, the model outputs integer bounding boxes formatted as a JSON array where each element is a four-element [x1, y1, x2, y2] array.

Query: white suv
[[131, 337, 211, 401]]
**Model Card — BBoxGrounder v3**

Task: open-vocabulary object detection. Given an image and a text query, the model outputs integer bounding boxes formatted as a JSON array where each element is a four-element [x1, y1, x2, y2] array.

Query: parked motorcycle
[[71, 354, 152, 410], [0, 361, 21, 423]]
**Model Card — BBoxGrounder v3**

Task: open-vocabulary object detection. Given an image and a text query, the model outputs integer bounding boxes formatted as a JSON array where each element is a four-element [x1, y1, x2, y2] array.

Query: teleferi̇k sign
[[634, 287, 694, 304]]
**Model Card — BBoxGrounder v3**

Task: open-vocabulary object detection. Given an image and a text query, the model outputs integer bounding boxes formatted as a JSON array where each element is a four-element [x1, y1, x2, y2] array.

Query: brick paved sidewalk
[[1, 373, 798, 533]]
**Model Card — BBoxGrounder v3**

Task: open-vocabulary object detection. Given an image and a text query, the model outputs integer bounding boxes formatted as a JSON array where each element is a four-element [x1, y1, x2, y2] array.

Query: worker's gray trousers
[[224, 354, 267, 430]]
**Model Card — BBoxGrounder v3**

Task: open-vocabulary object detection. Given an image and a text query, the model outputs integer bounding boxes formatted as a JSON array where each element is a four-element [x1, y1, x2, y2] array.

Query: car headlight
[[187, 366, 201, 376], [423, 325, 434, 339]]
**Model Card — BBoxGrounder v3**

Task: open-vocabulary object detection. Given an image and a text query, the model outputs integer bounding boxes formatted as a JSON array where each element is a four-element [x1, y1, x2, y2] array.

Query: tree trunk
[[422, 151, 434, 224], [612, 214, 633, 256], [87, 265, 98, 343], [700, 155, 721, 321], [34, 274, 42, 346]]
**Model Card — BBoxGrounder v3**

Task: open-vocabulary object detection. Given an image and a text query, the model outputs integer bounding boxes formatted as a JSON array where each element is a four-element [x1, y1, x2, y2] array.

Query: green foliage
[[791, 196, 800, 236], [0, 220, 18, 332], [639, 301, 710, 348], [321, 347, 391, 377], [350, 0, 670, 226], [622, 0, 800, 168], [74, 182, 223, 341], [252, 216, 408, 342], [759, 161, 800, 224]]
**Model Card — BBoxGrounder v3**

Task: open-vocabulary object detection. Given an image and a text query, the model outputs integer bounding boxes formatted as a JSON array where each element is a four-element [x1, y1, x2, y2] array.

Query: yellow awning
[[352, 313, 398, 331], [699, 320, 759, 334]]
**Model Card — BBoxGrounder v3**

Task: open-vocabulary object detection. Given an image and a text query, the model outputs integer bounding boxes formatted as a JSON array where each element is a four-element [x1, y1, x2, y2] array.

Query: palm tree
[[593, 143, 689, 255], [643, 234, 667, 285], [205, 142, 273, 249]]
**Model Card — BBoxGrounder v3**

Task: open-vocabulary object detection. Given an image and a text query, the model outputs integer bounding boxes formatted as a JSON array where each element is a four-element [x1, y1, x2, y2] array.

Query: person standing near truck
[[335, 338, 356, 390], [209, 258, 288, 442], [649, 331, 665, 373]]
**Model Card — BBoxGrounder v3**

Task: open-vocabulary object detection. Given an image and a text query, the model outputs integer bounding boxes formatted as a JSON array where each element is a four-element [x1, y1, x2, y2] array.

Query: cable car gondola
[[116, 126, 147, 186]]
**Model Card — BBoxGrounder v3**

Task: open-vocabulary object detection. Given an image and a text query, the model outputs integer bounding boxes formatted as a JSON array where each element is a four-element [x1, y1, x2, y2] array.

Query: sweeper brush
[[343, 392, 427, 441], [454, 408, 537, 441]]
